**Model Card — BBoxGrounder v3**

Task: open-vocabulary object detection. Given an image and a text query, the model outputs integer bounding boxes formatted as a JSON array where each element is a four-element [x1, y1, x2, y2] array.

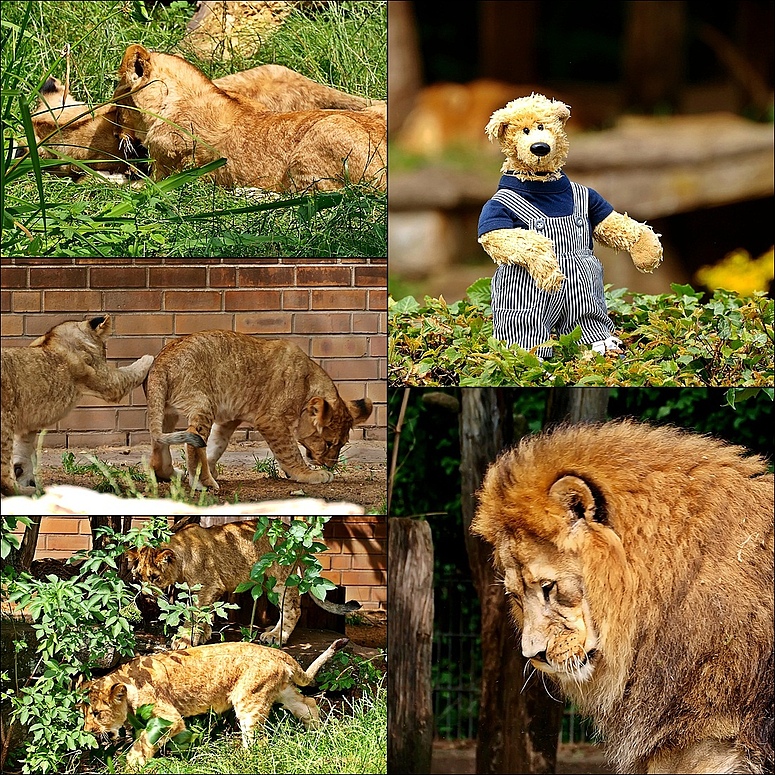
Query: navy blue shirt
[[478, 171, 614, 249]]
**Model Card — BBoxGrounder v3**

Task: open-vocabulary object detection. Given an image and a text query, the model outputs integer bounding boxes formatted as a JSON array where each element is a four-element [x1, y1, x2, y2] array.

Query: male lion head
[[472, 420, 774, 774], [296, 396, 373, 469]]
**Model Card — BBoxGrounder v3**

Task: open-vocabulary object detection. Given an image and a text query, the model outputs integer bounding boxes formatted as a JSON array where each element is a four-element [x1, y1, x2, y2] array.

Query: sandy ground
[[34, 438, 387, 513]]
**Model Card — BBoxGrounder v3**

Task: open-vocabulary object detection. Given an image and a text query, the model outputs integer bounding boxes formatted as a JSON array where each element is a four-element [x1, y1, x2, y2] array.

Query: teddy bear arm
[[593, 211, 663, 273], [478, 228, 564, 292]]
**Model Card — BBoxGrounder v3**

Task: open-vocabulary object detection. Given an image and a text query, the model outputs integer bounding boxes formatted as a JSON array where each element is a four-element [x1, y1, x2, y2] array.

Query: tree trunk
[[387, 517, 434, 774], [461, 389, 563, 774], [387, 0, 424, 135], [15, 517, 42, 572], [545, 387, 611, 427]]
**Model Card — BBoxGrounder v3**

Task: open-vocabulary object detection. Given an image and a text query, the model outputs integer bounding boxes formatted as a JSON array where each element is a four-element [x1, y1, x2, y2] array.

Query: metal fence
[[432, 576, 595, 743]]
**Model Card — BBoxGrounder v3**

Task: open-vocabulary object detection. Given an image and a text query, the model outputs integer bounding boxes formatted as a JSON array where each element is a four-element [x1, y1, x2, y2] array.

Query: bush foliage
[[389, 278, 774, 387]]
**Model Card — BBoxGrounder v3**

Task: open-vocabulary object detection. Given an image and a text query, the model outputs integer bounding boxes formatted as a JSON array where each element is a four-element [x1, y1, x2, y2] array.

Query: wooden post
[[387, 517, 434, 774]]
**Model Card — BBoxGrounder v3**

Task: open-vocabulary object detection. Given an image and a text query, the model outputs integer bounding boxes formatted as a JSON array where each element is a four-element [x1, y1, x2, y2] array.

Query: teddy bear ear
[[553, 100, 571, 124], [485, 108, 511, 142]]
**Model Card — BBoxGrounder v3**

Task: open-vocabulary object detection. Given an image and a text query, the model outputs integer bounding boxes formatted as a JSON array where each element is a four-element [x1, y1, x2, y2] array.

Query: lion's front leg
[[83, 355, 154, 403], [260, 582, 301, 645], [126, 710, 185, 770]]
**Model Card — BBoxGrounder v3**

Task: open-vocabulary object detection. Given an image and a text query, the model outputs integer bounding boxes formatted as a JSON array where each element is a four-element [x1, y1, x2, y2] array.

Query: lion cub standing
[[145, 330, 372, 490], [1, 315, 153, 495], [83, 638, 348, 769]]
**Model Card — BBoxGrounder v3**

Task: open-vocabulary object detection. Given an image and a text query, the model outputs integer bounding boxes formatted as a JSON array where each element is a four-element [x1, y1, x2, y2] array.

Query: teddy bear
[[477, 92, 663, 357]]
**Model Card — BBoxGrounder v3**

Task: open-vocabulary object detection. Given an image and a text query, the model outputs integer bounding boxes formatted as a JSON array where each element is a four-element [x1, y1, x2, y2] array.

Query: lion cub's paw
[[290, 468, 335, 484]]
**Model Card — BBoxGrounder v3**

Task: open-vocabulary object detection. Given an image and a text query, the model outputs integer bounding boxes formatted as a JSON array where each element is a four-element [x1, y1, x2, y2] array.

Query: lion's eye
[[541, 581, 555, 601]]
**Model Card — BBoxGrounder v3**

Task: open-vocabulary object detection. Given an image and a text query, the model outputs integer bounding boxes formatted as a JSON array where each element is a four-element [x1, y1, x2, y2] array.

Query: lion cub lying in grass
[[29, 65, 383, 182], [114, 44, 386, 192], [83, 638, 348, 770], [0, 315, 153, 496], [126, 519, 360, 647], [145, 330, 373, 491]]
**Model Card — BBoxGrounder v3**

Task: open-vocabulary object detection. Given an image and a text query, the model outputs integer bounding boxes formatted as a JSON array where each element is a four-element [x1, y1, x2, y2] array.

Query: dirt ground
[[34, 438, 386, 513], [431, 739, 613, 775]]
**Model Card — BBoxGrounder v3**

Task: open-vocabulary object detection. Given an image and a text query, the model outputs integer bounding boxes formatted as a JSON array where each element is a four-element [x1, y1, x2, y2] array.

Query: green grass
[[100, 690, 387, 774], [1, 0, 386, 257]]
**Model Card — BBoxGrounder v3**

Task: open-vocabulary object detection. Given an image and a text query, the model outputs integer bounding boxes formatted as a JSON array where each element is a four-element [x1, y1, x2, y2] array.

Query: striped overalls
[[490, 181, 617, 358]]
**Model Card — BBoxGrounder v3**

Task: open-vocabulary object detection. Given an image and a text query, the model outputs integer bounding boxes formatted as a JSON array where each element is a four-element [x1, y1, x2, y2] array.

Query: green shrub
[[389, 278, 774, 387]]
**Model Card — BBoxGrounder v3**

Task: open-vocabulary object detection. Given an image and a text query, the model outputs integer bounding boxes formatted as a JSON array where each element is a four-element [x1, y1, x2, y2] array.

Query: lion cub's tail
[[296, 637, 349, 686], [156, 431, 206, 448], [311, 597, 362, 616]]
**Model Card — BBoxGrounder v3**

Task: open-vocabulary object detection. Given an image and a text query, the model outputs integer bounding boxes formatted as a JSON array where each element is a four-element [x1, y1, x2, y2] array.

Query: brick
[[209, 266, 237, 287], [281, 290, 309, 310], [117, 408, 148, 430], [296, 266, 351, 286], [58, 407, 117, 431], [351, 311, 382, 333], [340, 569, 385, 585], [67, 432, 127, 447], [320, 358, 380, 381], [310, 336, 368, 358], [174, 313, 234, 333], [0, 315, 24, 337], [44, 534, 90, 551], [234, 312, 293, 334], [42, 517, 87, 534], [164, 291, 221, 311], [292, 312, 351, 334], [0, 267, 27, 288], [224, 290, 282, 311], [149, 266, 208, 287], [29, 267, 87, 289], [103, 290, 163, 311], [106, 338, 164, 358], [44, 290, 102, 311], [354, 265, 387, 286], [311, 289, 367, 310], [90, 267, 147, 288], [12, 291, 43, 312], [367, 289, 387, 310], [113, 314, 174, 335], [369, 335, 387, 357], [237, 266, 295, 287], [0, 290, 10, 313]]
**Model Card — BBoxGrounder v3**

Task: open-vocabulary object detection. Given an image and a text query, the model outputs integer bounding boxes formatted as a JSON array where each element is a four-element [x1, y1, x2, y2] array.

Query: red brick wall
[[0, 259, 387, 448], [14, 516, 386, 610]]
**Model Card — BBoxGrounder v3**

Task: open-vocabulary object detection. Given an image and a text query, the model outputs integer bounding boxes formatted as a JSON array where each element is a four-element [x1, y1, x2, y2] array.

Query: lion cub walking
[[1, 315, 153, 495], [145, 330, 372, 490], [83, 638, 348, 769]]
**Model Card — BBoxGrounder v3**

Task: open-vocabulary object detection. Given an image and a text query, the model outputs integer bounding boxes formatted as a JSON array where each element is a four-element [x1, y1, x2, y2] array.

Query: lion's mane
[[474, 420, 774, 773]]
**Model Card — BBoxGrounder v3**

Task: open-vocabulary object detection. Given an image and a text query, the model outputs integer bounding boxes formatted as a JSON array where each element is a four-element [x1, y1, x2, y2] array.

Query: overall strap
[[492, 188, 547, 225]]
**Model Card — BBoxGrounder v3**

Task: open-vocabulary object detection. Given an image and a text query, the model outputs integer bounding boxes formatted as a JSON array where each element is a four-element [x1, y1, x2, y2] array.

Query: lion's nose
[[530, 142, 551, 157], [528, 649, 549, 664]]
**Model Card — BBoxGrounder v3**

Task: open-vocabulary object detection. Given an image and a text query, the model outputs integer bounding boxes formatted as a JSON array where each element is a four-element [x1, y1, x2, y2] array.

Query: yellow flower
[[694, 247, 774, 295]]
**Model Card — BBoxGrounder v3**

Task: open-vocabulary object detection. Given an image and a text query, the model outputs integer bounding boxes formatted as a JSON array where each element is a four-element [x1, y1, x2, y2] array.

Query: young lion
[[27, 66, 384, 182], [0, 315, 153, 496], [83, 637, 349, 769], [113, 44, 386, 192], [126, 519, 360, 648], [144, 330, 373, 491]]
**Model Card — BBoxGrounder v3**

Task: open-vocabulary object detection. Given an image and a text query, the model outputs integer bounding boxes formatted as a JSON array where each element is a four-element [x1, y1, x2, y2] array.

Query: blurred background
[[388, 0, 774, 302]]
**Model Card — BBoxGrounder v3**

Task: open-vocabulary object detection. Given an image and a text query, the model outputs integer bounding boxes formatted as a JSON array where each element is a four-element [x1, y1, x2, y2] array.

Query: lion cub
[[83, 638, 348, 769], [1, 315, 153, 496], [114, 44, 386, 192], [126, 519, 360, 648], [145, 330, 372, 491]]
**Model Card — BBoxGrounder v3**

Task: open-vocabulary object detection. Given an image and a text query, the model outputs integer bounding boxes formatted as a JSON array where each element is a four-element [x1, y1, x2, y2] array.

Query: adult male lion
[[472, 420, 774, 774]]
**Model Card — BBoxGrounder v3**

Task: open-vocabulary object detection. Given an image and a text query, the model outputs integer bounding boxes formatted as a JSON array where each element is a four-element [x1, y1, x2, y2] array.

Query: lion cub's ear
[[306, 397, 333, 432], [109, 684, 127, 706], [122, 44, 153, 84], [549, 475, 605, 524], [87, 315, 112, 337], [154, 548, 175, 565], [347, 398, 373, 426]]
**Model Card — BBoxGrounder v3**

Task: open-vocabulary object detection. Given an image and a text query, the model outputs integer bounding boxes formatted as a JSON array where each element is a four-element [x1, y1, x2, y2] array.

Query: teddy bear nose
[[530, 142, 551, 157]]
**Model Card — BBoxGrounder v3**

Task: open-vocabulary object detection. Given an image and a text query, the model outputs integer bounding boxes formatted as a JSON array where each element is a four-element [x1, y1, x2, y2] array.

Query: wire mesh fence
[[432, 576, 595, 743]]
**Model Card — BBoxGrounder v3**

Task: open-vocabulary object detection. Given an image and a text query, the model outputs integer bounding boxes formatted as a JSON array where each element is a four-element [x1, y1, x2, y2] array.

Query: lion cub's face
[[125, 546, 179, 589], [83, 682, 128, 737], [297, 396, 373, 469]]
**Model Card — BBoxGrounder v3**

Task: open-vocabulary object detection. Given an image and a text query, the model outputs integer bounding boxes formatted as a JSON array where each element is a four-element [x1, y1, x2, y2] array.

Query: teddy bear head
[[485, 92, 571, 180]]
